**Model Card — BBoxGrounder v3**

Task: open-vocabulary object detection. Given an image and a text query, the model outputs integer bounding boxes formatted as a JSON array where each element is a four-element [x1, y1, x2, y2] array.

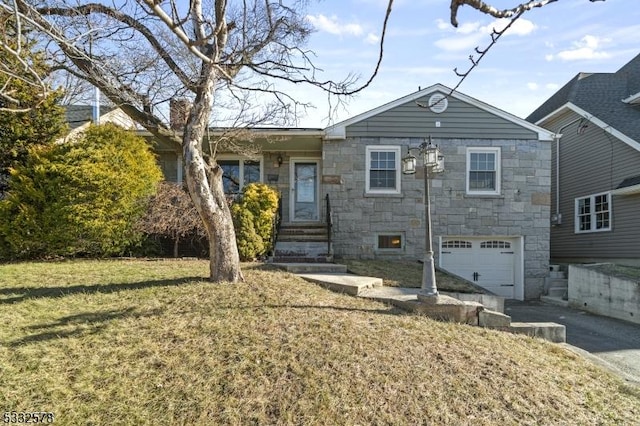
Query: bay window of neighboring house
[[218, 157, 262, 194], [575, 192, 611, 233], [365, 146, 401, 194], [466, 147, 501, 195]]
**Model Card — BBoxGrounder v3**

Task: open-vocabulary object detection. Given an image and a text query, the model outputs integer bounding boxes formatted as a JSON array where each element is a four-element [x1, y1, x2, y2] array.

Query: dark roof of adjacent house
[[526, 53, 640, 142], [64, 105, 116, 130], [616, 174, 640, 190]]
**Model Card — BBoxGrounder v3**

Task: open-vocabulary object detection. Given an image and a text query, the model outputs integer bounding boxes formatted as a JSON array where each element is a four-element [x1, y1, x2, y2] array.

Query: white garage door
[[440, 238, 517, 298]]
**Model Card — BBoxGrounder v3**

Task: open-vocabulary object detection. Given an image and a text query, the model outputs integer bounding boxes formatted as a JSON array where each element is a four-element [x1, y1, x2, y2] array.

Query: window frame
[[466, 147, 501, 195], [217, 155, 263, 194], [574, 192, 612, 234], [376, 233, 404, 251], [365, 145, 402, 195]]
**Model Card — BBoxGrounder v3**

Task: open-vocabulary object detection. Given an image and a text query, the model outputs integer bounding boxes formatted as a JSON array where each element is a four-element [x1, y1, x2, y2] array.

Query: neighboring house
[[61, 104, 136, 142], [159, 85, 555, 300], [527, 53, 640, 267]]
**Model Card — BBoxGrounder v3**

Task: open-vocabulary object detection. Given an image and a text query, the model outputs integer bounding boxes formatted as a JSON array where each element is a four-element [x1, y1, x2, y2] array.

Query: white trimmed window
[[466, 147, 501, 195], [575, 192, 611, 233], [366, 146, 401, 194], [218, 156, 262, 194], [377, 234, 403, 250]]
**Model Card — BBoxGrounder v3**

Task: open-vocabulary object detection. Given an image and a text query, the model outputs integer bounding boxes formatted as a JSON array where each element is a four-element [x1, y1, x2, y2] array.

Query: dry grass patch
[[1, 259, 638, 425], [342, 259, 480, 293]]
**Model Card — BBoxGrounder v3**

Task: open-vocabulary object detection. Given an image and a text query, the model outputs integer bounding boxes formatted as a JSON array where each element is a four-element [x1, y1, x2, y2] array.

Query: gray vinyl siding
[[345, 95, 538, 140], [547, 111, 640, 262]]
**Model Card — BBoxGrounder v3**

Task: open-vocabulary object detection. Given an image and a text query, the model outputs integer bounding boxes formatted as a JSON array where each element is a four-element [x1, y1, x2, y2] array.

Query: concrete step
[[547, 287, 568, 298], [549, 278, 568, 287], [279, 226, 327, 235], [506, 322, 566, 343], [274, 241, 330, 258], [540, 295, 569, 307], [272, 256, 333, 263], [549, 271, 566, 279], [479, 310, 511, 327], [277, 234, 329, 242], [273, 263, 347, 274], [297, 272, 382, 296]]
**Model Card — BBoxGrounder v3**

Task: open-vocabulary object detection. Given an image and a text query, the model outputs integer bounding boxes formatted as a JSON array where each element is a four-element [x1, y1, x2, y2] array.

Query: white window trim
[[365, 145, 401, 195], [375, 233, 404, 251], [217, 155, 264, 192], [466, 147, 501, 195], [574, 192, 612, 234]]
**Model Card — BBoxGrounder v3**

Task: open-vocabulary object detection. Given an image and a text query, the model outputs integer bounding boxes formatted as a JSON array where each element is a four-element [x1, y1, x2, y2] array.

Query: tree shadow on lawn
[[216, 303, 406, 317], [8, 307, 163, 347], [0, 276, 206, 305]]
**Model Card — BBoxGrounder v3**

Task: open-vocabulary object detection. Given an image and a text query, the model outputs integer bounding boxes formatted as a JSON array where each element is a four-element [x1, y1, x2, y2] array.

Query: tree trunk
[[182, 65, 244, 283], [173, 235, 179, 259]]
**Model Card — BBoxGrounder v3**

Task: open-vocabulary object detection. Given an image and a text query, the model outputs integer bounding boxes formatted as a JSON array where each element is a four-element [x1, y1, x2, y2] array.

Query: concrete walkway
[[273, 263, 566, 343]]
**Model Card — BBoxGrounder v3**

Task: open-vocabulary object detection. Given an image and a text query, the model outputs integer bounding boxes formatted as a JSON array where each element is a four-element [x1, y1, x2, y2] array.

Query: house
[[61, 104, 136, 142], [527, 53, 640, 267], [159, 85, 555, 300]]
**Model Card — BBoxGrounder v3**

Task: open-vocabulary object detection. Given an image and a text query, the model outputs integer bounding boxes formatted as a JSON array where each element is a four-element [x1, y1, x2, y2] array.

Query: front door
[[290, 160, 319, 221]]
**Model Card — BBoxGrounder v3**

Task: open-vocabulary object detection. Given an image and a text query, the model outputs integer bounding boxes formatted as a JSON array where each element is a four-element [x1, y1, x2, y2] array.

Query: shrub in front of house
[[136, 181, 207, 258], [231, 183, 279, 261], [0, 123, 162, 259]]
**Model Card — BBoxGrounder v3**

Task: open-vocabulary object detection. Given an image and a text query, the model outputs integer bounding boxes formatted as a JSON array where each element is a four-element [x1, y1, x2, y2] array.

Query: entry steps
[[272, 223, 332, 263], [542, 264, 569, 307]]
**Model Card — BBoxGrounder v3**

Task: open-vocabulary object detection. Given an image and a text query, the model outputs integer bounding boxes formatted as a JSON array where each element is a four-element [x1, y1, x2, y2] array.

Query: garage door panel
[[441, 238, 516, 298]]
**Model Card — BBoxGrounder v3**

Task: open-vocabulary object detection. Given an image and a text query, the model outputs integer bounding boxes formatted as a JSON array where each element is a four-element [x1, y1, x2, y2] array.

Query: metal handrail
[[269, 192, 282, 256], [325, 193, 333, 256]]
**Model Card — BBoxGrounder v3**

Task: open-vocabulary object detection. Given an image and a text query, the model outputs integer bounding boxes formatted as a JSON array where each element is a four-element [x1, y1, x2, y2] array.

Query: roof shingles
[[526, 53, 640, 143]]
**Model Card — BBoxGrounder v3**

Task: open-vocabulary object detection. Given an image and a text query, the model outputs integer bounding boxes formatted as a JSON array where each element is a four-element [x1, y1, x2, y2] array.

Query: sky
[[289, 0, 640, 127]]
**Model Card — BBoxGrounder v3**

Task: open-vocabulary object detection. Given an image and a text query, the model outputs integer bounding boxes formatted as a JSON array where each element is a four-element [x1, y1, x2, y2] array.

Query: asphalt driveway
[[505, 300, 640, 386]]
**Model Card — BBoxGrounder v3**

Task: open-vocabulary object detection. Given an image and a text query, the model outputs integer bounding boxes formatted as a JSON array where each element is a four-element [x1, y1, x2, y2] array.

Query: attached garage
[[439, 236, 524, 300]]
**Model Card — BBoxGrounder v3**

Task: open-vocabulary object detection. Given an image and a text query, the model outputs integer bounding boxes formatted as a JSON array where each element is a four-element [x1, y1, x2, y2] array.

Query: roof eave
[[622, 92, 640, 105], [325, 83, 555, 141], [535, 102, 640, 152], [612, 184, 640, 196]]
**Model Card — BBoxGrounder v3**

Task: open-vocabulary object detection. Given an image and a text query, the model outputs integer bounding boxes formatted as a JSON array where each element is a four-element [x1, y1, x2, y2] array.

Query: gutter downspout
[[553, 117, 584, 225]]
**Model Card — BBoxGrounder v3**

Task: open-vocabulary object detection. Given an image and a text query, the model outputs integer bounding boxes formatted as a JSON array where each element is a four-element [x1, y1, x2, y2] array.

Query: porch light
[[402, 136, 444, 300], [401, 153, 417, 174]]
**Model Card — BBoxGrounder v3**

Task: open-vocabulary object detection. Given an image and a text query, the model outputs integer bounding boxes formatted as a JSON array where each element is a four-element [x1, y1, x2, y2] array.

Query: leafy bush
[[0, 123, 162, 259], [231, 183, 279, 261]]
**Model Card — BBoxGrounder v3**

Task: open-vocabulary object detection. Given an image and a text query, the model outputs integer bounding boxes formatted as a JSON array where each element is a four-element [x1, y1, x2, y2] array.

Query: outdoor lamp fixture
[[402, 136, 444, 300]]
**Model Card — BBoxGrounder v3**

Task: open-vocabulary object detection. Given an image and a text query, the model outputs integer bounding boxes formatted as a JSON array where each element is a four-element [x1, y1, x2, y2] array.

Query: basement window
[[377, 234, 403, 250]]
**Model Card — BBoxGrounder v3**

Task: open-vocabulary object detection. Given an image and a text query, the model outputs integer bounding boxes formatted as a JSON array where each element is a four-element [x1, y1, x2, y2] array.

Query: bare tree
[[0, 0, 605, 282]]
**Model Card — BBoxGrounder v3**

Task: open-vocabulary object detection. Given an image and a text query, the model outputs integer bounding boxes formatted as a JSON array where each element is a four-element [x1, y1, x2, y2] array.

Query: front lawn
[[0, 260, 638, 425]]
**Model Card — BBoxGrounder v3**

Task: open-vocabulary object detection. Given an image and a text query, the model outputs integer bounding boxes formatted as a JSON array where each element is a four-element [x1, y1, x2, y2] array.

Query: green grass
[[342, 258, 481, 293], [1, 259, 639, 425]]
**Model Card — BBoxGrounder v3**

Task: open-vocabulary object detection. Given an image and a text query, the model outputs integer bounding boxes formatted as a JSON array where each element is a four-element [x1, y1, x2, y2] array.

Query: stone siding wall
[[323, 137, 551, 299]]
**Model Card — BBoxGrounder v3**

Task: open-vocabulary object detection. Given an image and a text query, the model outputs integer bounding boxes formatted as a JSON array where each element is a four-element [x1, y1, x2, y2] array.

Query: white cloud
[[434, 34, 483, 52], [548, 35, 612, 61], [365, 33, 379, 45], [483, 18, 537, 36], [306, 14, 363, 37], [527, 82, 539, 91], [433, 17, 536, 52]]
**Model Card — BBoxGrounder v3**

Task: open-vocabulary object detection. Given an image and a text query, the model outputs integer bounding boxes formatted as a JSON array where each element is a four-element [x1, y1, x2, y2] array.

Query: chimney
[[169, 98, 191, 131]]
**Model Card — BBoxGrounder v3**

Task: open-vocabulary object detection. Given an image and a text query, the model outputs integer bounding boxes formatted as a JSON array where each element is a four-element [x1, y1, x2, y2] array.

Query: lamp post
[[402, 136, 444, 300]]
